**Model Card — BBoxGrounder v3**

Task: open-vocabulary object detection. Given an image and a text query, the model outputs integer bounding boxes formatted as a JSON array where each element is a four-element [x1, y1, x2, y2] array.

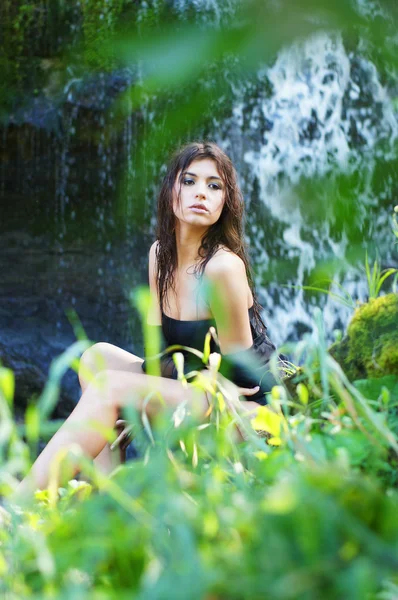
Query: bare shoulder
[[149, 240, 159, 269], [204, 246, 246, 280], [149, 239, 159, 257], [147, 240, 161, 325], [148, 240, 160, 289]]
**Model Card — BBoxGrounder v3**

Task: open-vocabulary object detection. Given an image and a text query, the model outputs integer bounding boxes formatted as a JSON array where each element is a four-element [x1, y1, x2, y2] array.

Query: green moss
[[0, 1, 136, 99], [329, 293, 398, 381], [0, 1, 74, 109], [0, 1, 36, 87], [80, 0, 127, 70]]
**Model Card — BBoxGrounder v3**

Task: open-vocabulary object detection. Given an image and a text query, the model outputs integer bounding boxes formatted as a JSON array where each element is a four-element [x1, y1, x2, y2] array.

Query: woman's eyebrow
[[183, 171, 222, 181]]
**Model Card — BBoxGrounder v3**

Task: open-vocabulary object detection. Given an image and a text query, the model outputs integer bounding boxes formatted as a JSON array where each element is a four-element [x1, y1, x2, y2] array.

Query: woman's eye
[[183, 179, 221, 190]]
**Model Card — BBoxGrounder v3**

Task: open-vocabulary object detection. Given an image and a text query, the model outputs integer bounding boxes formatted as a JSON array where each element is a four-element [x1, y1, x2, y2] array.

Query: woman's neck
[[175, 224, 207, 270]]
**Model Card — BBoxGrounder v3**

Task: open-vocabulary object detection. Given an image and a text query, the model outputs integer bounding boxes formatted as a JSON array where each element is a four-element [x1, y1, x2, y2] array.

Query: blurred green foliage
[[1, 273, 398, 597], [1, 2, 398, 596]]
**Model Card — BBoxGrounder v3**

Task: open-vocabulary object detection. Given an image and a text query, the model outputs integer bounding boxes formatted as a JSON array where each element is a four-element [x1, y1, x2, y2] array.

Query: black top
[[141, 305, 283, 405]]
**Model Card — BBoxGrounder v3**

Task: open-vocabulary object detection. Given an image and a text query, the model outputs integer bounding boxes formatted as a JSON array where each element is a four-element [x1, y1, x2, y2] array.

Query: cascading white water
[[138, 0, 240, 24], [217, 31, 397, 347]]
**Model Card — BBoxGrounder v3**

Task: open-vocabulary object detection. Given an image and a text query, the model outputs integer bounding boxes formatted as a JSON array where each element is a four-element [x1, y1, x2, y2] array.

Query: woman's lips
[[189, 206, 208, 213]]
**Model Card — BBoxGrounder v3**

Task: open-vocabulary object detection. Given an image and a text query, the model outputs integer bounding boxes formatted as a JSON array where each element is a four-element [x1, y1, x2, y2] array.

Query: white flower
[[208, 352, 221, 373]]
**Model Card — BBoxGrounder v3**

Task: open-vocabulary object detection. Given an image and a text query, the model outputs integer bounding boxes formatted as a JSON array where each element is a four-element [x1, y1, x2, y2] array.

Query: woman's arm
[[147, 240, 162, 326], [204, 251, 253, 354], [204, 252, 273, 404]]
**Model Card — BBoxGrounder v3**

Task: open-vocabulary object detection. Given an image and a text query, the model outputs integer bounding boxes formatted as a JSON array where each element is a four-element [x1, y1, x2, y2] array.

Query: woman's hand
[[208, 372, 262, 442], [110, 419, 134, 454], [197, 368, 259, 401], [237, 384, 260, 397]]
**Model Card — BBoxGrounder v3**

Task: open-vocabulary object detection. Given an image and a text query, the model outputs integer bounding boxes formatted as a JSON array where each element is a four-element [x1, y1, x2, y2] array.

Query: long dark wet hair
[[155, 141, 268, 333]]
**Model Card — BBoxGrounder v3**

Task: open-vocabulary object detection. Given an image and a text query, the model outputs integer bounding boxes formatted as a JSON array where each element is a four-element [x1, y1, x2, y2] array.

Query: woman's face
[[172, 158, 226, 228]]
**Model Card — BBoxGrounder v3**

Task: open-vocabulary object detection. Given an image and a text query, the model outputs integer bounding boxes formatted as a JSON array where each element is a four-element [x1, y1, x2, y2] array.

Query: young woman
[[16, 141, 285, 496]]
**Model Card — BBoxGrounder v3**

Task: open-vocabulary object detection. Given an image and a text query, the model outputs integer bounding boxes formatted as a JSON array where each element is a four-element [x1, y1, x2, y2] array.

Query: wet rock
[[0, 230, 146, 417], [0, 337, 75, 420]]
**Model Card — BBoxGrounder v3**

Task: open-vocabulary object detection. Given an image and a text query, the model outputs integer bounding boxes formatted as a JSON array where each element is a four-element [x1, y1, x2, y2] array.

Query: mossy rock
[[329, 293, 398, 382]]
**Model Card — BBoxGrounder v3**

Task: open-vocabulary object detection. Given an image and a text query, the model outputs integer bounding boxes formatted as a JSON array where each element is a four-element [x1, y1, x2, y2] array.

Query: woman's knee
[[79, 342, 110, 389], [80, 342, 143, 378]]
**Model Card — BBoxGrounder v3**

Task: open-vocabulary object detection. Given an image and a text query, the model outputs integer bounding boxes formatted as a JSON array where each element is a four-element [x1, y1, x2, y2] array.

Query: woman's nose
[[196, 185, 207, 199]]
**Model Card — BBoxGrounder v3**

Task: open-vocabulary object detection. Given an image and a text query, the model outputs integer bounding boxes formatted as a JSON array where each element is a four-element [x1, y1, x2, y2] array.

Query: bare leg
[[78, 342, 144, 393], [14, 369, 208, 499], [78, 343, 145, 474], [87, 441, 119, 476]]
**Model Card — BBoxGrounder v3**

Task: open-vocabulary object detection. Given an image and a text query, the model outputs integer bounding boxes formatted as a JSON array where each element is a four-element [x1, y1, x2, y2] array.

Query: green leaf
[[353, 376, 398, 403], [202, 331, 211, 365], [375, 268, 398, 296], [25, 403, 40, 444], [0, 368, 14, 407], [172, 352, 186, 381], [131, 285, 162, 377], [296, 383, 309, 406]]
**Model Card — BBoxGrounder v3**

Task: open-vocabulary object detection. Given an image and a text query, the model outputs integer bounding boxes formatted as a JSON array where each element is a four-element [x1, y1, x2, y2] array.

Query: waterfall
[[216, 31, 397, 345]]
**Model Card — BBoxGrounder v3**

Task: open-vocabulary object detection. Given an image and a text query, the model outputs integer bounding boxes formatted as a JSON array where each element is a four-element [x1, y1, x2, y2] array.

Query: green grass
[[1, 257, 398, 597]]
